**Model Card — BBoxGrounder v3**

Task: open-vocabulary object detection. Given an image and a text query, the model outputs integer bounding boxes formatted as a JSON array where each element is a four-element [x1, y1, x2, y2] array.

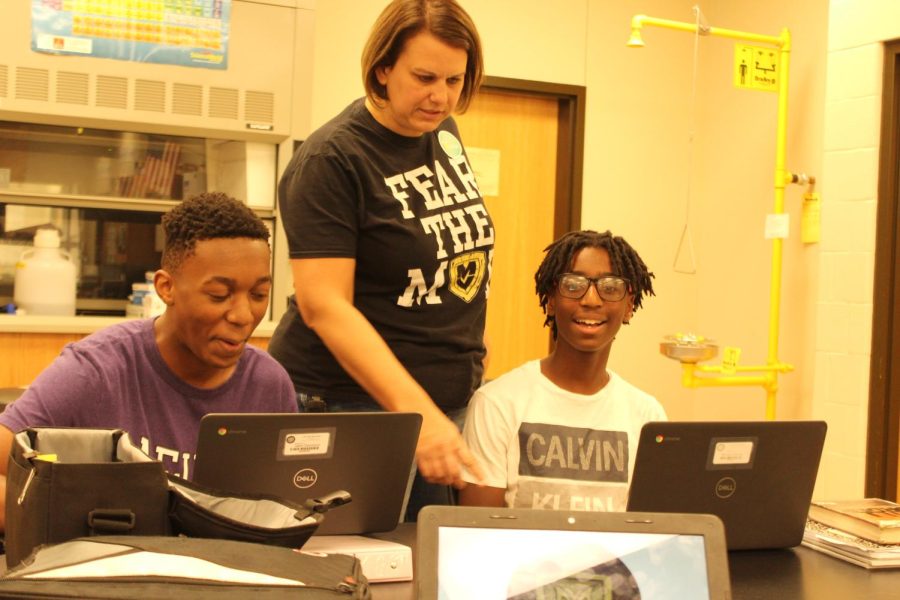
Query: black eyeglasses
[[557, 273, 629, 301]]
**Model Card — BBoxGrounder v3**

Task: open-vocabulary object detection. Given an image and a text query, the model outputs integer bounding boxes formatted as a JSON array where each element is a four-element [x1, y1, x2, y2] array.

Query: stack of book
[[803, 498, 900, 569]]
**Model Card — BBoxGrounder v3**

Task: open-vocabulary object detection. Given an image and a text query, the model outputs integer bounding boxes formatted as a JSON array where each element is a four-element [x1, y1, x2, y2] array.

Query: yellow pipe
[[687, 375, 770, 388], [681, 363, 792, 382], [693, 363, 793, 374], [629, 15, 784, 48], [632, 15, 793, 420], [683, 359, 792, 420], [682, 366, 781, 420], [767, 28, 792, 421]]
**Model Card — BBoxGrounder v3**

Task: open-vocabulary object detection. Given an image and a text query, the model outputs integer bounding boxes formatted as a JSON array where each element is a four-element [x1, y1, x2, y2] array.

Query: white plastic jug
[[14, 228, 78, 316]]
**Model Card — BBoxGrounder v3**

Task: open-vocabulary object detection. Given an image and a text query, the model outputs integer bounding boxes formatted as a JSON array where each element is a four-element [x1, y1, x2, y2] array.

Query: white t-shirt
[[462, 360, 667, 512]]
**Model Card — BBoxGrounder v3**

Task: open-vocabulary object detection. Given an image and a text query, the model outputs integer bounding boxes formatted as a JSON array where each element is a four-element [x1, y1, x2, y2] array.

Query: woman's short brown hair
[[361, 0, 484, 113]]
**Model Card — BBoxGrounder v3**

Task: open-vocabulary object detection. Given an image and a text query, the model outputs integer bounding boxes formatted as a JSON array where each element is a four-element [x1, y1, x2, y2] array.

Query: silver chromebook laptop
[[193, 412, 422, 535], [417, 505, 731, 600], [626, 420, 827, 550]]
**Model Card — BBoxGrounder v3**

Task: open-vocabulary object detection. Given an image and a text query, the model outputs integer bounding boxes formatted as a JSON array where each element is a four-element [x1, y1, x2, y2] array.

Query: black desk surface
[[368, 523, 900, 600]]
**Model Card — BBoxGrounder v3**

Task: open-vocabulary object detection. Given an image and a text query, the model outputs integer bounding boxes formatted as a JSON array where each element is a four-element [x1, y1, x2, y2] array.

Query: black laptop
[[626, 420, 827, 550], [192, 412, 422, 535], [417, 505, 732, 600]]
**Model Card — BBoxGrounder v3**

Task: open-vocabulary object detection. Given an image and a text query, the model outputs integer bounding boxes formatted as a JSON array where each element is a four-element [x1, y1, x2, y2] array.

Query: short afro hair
[[535, 230, 655, 338], [161, 192, 270, 272]]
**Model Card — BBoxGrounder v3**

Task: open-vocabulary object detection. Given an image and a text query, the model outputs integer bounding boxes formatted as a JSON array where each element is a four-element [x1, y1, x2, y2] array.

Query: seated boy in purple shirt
[[0, 192, 297, 531]]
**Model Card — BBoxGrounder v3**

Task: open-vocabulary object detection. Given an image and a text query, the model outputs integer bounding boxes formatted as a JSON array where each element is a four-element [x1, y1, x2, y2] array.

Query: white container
[[126, 282, 151, 319], [14, 228, 78, 316], [142, 288, 166, 318], [140, 271, 164, 318]]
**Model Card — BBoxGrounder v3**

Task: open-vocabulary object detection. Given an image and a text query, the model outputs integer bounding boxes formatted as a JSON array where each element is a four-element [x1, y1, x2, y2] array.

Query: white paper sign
[[764, 213, 790, 239], [465, 146, 501, 197]]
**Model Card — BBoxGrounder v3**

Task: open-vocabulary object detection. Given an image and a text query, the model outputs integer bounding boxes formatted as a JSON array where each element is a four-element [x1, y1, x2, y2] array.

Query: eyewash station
[[627, 8, 819, 421]]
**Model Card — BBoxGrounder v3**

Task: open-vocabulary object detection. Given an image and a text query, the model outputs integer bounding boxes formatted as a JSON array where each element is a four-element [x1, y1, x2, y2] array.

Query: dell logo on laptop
[[715, 477, 737, 499], [293, 468, 318, 489]]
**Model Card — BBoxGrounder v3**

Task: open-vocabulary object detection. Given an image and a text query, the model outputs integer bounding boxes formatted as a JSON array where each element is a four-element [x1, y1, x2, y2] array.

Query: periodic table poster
[[31, 0, 231, 70]]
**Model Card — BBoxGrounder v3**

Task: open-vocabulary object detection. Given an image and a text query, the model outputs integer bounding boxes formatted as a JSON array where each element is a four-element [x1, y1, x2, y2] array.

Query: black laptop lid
[[417, 506, 732, 600], [192, 412, 422, 535], [626, 420, 827, 550]]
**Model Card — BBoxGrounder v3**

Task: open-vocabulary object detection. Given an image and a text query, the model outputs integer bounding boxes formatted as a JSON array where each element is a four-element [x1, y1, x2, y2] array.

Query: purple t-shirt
[[1, 319, 297, 479]]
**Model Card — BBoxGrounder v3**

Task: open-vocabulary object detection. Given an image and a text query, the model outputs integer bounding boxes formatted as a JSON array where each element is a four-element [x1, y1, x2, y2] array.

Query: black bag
[[0, 535, 371, 599], [5, 427, 351, 568], [5, 428, 171, 567], [166, 476, 331, 548]]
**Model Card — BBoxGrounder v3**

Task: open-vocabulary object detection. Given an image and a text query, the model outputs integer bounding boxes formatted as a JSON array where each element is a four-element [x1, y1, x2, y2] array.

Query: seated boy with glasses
[[459, 230, 666, 512]]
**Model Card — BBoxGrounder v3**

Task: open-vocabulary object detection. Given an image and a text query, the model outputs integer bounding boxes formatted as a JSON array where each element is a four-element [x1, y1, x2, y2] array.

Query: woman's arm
[[291, 257, 484, 488]]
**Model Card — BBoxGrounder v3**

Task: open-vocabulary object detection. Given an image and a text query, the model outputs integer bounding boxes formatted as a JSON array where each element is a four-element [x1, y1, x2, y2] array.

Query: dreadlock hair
[[161, 192, 270, 272], [535, 230, 655, 338]]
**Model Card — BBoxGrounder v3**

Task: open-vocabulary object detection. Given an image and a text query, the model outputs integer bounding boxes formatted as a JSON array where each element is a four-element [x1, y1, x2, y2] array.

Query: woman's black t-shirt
[[269, 99, 495, 411]]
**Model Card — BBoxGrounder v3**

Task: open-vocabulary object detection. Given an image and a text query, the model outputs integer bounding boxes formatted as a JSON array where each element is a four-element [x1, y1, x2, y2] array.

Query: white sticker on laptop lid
[[708, 436, 757, 470], [279, 428, 335, 459]]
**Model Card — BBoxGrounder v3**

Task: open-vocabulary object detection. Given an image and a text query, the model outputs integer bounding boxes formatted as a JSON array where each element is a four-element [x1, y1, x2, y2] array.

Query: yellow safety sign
[[734, 44, 778, 92]]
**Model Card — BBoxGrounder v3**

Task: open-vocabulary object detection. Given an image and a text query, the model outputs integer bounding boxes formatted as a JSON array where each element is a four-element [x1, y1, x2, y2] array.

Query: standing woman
[[269, 0, 491, 519]]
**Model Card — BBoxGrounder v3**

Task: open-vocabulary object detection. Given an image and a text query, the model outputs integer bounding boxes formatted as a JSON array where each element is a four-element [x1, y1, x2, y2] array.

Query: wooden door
[[455, 90, 559, 380], [870, 40, 900, 501]]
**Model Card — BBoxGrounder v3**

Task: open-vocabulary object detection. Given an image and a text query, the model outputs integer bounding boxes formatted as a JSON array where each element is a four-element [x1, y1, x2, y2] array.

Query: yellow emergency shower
[[628, 11, 814, 420]]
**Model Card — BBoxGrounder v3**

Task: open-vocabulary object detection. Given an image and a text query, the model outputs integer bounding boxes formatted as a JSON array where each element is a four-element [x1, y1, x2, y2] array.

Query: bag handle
[[87, 509, 136, 535], [304, 489, 352, 514]]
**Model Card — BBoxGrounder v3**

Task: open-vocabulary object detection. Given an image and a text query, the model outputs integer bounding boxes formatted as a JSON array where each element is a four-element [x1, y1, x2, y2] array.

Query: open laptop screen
[[438, 527, 709, 599], [417, 506, 731, 600]]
